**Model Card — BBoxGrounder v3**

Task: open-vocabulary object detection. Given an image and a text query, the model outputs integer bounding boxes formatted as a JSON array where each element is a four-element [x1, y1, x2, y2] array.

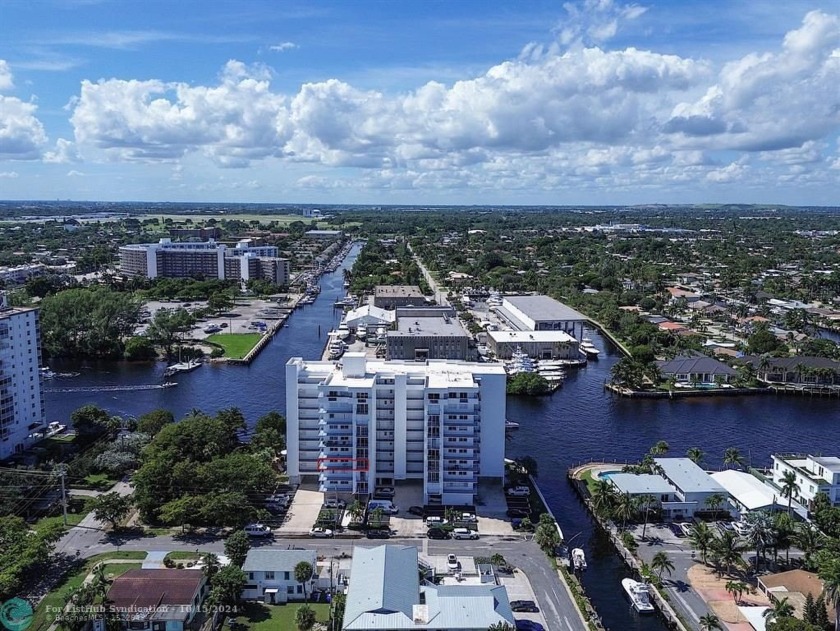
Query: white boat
[[622, 578, 655, 613], [536, 369, 566, 379], [337, 322, 351, 340], [164, 359, 202, 377], [505, 346, 536, 375], [505, 420, 520, 431], [572, 548, 587, 570], [579, 337, 600, 358]]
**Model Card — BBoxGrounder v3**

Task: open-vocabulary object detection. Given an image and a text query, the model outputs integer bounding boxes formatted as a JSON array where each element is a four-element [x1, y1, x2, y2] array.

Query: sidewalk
[[55, 481, 134, 556]]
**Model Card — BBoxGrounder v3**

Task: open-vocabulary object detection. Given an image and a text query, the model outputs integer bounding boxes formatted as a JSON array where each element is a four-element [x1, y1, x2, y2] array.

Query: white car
[[453, 528, 479, 540], [323, 498, 346, 509], [425, 516, 449, 526], [458, 513, 478, 523], [243, 523, 273, 538], [506, 486, 531, 497], [447, 554, 460, 571], [733, 521, 750, 536], [309, 527, 334, 538]]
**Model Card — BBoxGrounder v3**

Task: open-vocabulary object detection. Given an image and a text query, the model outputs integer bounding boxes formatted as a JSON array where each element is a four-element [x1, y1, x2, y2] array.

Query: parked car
[[510, 600, 539, 613], [374, 486, 395, 498], [717, 521, 735, 533], [515, 620, 545, 631], [368, 500, 399, 515], [309, 527, 334, 538], [243, 523, 273, 538], [366, 529, 390, 539], [507, 508, 530, 518], [733, 521, 750, 536], [506, 486, 531, 496], [679, 522, 694, 537], [447, 554, 459, 571], [427, 527, 450, 540], [324, 498, 346, 509], [408, 506, 425, 517], [452, 528, 479, 540], [425, 516, 449, 526], [458, 512, 478, 523], [668, 523, 685, 537]]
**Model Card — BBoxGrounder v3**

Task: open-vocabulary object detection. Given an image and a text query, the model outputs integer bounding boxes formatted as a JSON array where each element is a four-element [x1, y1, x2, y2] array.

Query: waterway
[[44, 243, 840, 631]]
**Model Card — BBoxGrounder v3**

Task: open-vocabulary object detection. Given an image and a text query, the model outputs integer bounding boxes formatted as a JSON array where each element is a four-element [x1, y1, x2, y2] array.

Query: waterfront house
[[241, 549, 317, 603], [771, 454, 840, 510], [342, 545, 515, 631], [656, 354, 737, 385], [106, 569, 208, 631], [710, 470, 806, 518], [743, 356, 840, 385]]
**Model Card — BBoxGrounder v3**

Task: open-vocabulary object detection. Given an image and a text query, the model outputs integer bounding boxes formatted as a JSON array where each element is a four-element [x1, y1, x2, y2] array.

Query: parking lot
[[499, 569, 550, 629]]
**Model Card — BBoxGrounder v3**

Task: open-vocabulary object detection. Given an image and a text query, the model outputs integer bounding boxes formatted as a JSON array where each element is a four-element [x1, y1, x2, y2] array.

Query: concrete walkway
[[141, 551, 168, 569]]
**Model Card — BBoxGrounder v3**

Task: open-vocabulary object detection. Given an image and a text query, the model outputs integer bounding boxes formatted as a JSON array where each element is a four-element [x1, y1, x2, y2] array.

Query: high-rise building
[[0, 296, 45, 460], [286, 353, 506, 505], [119, 239, 290, 286]]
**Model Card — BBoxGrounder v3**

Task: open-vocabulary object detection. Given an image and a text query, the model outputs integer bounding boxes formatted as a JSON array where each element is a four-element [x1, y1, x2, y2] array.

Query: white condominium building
[[0, 298, 45, 460], [771, 453, 840, 509], [286, 353, 506, 505]]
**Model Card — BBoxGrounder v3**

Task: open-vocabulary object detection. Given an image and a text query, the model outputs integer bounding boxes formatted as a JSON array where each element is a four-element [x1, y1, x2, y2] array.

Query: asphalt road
[[58, 523, 587, 631]]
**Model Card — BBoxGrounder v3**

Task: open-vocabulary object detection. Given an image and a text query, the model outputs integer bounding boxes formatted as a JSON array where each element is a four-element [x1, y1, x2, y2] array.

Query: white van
[[243, 523, 273, 537], [368, 500, 399, 515]]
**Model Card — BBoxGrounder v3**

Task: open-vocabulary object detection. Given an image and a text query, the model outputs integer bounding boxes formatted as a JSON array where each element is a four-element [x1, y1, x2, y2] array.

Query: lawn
[[234, 602, 331, 631], [31, 554, 147, 631], [207, 333, 263, 359], [580, 469, 598, 495], [100, 562, 143, 578], [33, 497, 94, 531]]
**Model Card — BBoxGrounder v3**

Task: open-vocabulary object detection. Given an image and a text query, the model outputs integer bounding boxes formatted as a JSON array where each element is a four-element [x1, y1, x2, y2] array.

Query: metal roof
[[502, 295, 588, 322], [242, 549, 316, 573], [655, 458, 727, 495], [391, 317, 468, 337], [710, 470, 784, 511], [656, 355, 737, 376]]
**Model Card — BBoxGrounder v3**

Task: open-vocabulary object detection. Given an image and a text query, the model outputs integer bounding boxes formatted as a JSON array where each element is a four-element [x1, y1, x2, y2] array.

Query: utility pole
[[56, 464, 68, 526]]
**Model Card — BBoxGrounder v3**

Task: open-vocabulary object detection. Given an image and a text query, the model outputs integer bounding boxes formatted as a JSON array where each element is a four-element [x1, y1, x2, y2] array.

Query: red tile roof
[[107, 569, 205, 609]]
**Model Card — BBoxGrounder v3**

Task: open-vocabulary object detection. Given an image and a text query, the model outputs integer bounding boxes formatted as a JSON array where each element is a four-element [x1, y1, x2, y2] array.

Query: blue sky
[[0, 0, 839, 205]]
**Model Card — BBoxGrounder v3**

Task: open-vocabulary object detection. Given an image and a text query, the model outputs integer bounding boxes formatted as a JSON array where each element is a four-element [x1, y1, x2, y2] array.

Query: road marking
[[668, 586, 701, 622], [564, 615, 574, 630]]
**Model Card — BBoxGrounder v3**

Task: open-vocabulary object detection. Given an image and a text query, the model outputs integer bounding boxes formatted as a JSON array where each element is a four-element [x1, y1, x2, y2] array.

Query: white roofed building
[[770, 454, 840, 510], [711, 470, 807, 518], [486, 329, 579, 360]]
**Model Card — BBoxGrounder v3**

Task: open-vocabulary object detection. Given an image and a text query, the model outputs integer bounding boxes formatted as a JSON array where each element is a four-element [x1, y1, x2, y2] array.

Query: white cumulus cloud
[[269, 42, 298, 52], [0, 59, 49, 160]]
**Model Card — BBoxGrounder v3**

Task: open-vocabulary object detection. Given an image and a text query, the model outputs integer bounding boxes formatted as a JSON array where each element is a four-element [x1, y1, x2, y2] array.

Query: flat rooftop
[[811, 456, 840, 473], [486, 329, 576, 343], [503, 295, 588, 322], [375, 285, 424, 298], [655, 458, 727, 494], [608, 473, 676, 496], [391, 317, 468, 338]]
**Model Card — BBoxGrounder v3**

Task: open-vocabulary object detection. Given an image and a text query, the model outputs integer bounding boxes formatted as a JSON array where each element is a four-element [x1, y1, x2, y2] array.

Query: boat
[[337, 322, 351, 340], [622, 578, 655, 613], [579, 337, 600, 358], [163, 360, 202, 378], [505, 420, 520, 431], [40, 367, 57, 379], [505, 347, 536, 375], [334, 296, 356, 308], [572, 548, 587, 571]]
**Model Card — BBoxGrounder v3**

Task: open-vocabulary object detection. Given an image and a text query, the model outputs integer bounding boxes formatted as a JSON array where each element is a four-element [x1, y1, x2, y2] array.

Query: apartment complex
[[0, 298, 45, 460], [286, 353, 506, 505], [119, 239, 290, 285], [386, 312, 470, 361], [771, 454, 840, 509]]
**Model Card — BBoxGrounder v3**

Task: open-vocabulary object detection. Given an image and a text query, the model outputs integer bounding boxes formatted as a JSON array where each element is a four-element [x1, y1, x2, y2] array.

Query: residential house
[[710, 470, 806, 518], [758, 570, 835, 626], [744, 356, 840, 385], [656, 354, 737, 385], [106, 569, 208, 631], [771, 454, 840, 509], [342, 545, 515, 631], [242, 549, 317, 603]]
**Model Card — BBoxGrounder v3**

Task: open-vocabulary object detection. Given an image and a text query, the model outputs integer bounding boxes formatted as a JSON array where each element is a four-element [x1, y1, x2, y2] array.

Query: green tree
[[295, 561, 315, 602], [711, 531, 746, 575], [136, 409, 175, 436], [651, 551, 674, 580], [690, 522, 716, 565], [590, 479, 616, 518], [766, 618, 820, 631], [71, 404, 115, 436], [124, 335, 157, 360], [146, 307, 195, 359], [207, 292, 234, 315], [725, 580, 748, 605], [158, 496, 198, 533], [817, 557, 840, 631], [763, 597, 795, 623], [208, 565, 246, 608], [687, 447, 705, 465], [794, 522, 824, 570], [294, 604, 316, 631], [779, 470, 800, 516], [506, 372, 550, 395], [347, 500, 364, 525], [705, 493, 726, 516], [0, 516, 63, 600], [90, 492, 133, 530], [649, 440, 670, 456], [534, 514, 561, 556], [202, 553, 221, 579], [699, 613, 723, 630], [251, 411, 287, 455], [723, 447, 745, 470], [224, 530, 251, 567]]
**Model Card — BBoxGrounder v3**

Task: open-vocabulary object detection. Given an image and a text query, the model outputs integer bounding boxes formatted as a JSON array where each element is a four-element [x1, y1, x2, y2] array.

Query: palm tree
[[762, 596, 795, 622], [705, 493, 726, 517], [699, 613, 722, 630], [794, 522, 825, 570], [635, 494, 656, 539], [725, 580, 748, 605], [689, 522, 716, 566], [651, 551, 675, 581], [649, 440, 670, 456], [347, 500, 364, 525], [687, 447, 705, 465], [590, 479, 616, 518], [712, 531, 747, 576], [487, 623, 516, 631], [818, 558, 840, 631], [370, 507, 385, 529], [773, 512, 794, 565], [202, 553, 221, 579], [294, 603, 316, 631], [723, 447, 745, 470], [613, 492, 635, 530], [294, 561, 314, 602], [745, 512, 775, 573], [779, 470, 800, 516]]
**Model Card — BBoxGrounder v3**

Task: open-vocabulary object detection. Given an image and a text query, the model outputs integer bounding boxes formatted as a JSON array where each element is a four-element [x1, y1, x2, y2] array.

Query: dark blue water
[[45, 247, 840, 631]]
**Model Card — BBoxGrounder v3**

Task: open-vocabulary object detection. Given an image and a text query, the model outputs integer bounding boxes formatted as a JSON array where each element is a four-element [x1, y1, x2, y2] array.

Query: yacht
[[337, 321, 351, 340], [579, 337, 601, 358], [622, 578, 655, 613], [572, 548, 587, 571], [505, 420, 520, 431], [505, 347, 536, 375], [163, 359, 202, 378]]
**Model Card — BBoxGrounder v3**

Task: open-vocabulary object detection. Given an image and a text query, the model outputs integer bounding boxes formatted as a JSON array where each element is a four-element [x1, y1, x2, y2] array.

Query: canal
[[44, 244, 840, 630]]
